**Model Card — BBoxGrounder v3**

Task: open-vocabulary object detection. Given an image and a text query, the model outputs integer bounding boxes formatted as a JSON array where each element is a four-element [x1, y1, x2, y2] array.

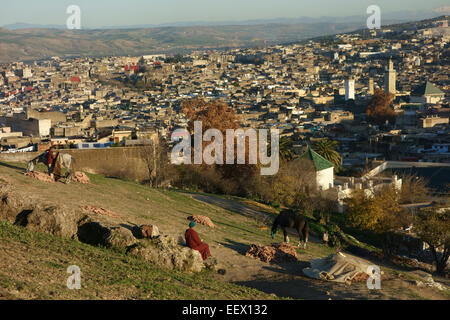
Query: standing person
[[47, 147, 57, 175], [185, 221, 211, 260]]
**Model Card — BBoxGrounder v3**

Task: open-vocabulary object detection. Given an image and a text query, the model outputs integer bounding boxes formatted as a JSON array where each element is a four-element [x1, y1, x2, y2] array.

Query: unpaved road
[[186, 192, 450, 300]]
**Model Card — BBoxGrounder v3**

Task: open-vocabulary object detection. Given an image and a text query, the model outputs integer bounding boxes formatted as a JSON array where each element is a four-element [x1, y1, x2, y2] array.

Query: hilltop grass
[[1, 161, 449, 300], [0, 160, 379, 257], [0, 221, 277, 300], [0, 160, 382, 251]]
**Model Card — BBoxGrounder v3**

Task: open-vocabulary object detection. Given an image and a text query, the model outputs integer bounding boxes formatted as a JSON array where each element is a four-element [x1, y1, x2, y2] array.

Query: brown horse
[[271, 209, 309, 248]]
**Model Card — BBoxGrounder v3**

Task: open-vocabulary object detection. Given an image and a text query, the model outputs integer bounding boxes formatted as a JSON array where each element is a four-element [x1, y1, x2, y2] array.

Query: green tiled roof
[[411, 82, 445, 97], [300, 146, 334, 171]]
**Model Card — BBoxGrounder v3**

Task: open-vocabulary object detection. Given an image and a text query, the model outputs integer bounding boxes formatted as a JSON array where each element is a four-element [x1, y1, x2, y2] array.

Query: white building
[[299, 146, 334, 191], [410, 81, 445, 104], [345, 78, 355, 101], [384, 58, 396, 95]]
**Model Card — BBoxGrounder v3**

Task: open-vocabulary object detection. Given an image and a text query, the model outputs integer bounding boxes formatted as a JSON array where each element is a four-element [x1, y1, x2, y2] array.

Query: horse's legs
[[283, 228, 289, 243], [302, 223, 309, 249], [296, 221, 309, 249]]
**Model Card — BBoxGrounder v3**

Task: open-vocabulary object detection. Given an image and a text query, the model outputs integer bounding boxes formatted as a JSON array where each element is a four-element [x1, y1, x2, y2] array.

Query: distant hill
[[2, 10, 443, 30], [2, 22, 65, 30], [0, 22, 365, 62], [0, 13, 446, 63]]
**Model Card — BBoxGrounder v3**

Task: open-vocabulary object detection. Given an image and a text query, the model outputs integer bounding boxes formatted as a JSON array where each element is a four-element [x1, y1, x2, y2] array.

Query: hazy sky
[[1, 0, 449, 28]]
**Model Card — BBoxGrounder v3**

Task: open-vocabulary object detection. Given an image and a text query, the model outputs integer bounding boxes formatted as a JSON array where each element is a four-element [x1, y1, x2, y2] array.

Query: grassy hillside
[[0, 161, 449, 300], [0, 220, 274, 300]]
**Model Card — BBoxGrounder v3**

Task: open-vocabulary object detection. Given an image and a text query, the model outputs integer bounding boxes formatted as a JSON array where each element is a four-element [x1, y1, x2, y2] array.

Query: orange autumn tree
[[181, 98, 240, 134], [180, 98, 259, 194], [366, 89, 396, 125]]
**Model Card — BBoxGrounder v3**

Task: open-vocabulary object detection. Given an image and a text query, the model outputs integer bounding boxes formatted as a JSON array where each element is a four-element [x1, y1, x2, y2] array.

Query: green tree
[[345, 187, 408, 255], [415, 207, 450, 275], [399, 174, 430, 204], [279, 137, 294, 161]]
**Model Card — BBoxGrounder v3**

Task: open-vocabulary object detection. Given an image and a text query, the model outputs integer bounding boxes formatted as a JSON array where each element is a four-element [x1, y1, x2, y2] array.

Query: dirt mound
[[24, 171, 55, 183], [80, 205, 120, 218], [246, 243, 298, 263], [187, 215, 217, 228], [70, 172, 90, 184]]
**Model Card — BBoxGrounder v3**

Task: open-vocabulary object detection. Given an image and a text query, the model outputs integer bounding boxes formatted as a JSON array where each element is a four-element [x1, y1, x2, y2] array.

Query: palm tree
[[279, 137, 294, 161], [313, 139, 342, 168]]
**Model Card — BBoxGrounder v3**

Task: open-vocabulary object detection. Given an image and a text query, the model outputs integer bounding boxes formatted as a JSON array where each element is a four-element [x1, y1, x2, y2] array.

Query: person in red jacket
[[185, 221, 211, 260], [47, 147, 57, 175]]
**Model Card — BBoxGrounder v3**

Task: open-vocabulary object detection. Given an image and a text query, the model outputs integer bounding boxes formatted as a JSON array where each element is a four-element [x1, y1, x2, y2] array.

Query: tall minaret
[[384, 58, 396, 95], [369, 77, 374, 95], [345, 77, 355, 101]]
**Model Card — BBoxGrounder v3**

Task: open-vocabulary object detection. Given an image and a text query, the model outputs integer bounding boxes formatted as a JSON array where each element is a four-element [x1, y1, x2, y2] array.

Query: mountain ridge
[[0, 15, 447, 63]]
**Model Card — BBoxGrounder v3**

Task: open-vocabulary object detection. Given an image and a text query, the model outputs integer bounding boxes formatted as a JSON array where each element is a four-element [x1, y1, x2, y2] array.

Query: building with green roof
[[410, 81, 445, 104], [299, 146, 335, 191]]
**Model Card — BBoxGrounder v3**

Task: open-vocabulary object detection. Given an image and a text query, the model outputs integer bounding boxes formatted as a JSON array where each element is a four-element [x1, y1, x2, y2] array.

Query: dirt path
[[185, 192, 450, 300], [186, 193, 269, 221]]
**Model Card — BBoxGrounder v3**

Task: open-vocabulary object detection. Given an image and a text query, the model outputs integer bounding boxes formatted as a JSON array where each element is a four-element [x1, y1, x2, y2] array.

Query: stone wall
[[0, 147, 149, 181]]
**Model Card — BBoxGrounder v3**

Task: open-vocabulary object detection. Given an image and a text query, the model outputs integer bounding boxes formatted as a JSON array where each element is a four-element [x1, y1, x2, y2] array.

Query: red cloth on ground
[[185, 228, 211, 260]]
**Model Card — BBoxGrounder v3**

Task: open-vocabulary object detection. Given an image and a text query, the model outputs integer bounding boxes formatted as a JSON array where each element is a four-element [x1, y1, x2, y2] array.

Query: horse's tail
[[271, 215, 280, 239]]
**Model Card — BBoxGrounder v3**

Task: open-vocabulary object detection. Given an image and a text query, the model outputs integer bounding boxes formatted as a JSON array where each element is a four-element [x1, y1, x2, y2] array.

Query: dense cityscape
[[0, 5, 449, 303], [1, 18, 448, 163]]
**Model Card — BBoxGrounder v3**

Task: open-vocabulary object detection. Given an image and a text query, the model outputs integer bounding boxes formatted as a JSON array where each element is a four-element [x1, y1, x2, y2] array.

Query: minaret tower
[[384, 58, 396, 95], [345, 77, 355, 101]]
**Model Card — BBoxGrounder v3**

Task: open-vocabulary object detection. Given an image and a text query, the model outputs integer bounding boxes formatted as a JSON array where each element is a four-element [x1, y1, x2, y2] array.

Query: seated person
[[185, 221, 211, 260]]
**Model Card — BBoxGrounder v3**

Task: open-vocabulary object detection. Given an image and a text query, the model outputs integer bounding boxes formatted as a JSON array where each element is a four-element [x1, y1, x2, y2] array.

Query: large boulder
[[77, 218, 138, 249], [128, 235, 204, 273], [0, 182, 34, 224], [105, 227, 137, 249], [0, 181, 83, 239], [25, 204, 84, 239]]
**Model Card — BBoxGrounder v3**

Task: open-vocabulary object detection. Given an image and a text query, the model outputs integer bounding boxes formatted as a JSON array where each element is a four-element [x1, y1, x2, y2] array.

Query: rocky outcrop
[[105, 227, 137, 249], [76, 217, 138, 249], [0, 179, 204, 273], [128, 235, 205, 273], [0, 182, 83, 239], [24, 204, 84, 239]]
